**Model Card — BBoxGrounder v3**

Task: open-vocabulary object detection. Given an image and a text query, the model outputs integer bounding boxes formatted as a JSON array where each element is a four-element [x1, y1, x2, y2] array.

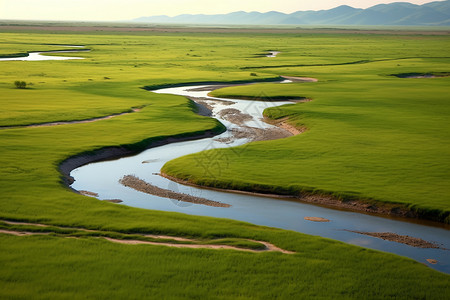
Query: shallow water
[[0, 45, 87, 61], [71, 83, 450, 273]]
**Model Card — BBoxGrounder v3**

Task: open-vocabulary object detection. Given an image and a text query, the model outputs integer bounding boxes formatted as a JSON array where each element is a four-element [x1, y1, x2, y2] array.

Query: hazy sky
[[0, 0, 442, 21]]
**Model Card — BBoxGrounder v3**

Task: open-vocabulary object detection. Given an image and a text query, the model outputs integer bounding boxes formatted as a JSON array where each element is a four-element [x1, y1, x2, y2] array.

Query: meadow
[[0, 26, 449, 298], [165, 33, 450, 223]]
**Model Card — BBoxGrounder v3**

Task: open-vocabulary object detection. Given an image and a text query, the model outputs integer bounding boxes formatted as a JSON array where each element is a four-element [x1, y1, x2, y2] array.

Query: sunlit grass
[[0, 29, 449, 298]]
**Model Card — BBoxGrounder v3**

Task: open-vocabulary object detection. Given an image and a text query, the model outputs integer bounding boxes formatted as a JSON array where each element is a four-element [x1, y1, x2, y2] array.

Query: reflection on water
[[71, 83, 450, 273]]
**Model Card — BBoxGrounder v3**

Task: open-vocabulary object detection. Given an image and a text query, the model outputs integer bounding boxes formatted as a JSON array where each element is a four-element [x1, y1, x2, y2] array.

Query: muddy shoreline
[[345, 230, 447, 249], [159, 172, 436, 223]]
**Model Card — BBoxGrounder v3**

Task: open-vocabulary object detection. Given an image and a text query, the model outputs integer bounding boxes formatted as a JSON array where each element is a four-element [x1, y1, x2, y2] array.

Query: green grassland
[[165, 36, 450, 223], [1, 28, 449, 298]]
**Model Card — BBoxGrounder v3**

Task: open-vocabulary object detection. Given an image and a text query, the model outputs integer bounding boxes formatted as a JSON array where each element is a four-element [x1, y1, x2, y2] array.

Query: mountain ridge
[[132, 1, 450, 26]]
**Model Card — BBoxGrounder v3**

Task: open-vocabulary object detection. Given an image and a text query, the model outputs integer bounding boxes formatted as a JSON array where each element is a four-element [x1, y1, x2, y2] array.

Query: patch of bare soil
[[0, 229, 49, 236], [214, 126, 293, 144], [218, 108, 253, 126], [119, 175, 231, 208], [346, 230, 445, 249], [426, 259, 438, 264], [2, 220, 49, 227], [304, 217, 330, 222], [79, 190, 99, 197], [103, 237, 264, 252], [144, 234, 193, 242], [103, 199, 123, 203], [102, 237, 294, 253], [264, 117, 307, 136], [281, 76, 318, 82], [248, 240, 295, 254]]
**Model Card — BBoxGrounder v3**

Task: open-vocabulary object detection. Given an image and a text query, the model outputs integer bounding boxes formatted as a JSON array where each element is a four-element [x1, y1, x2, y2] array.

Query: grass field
[[164, 34, 450, 223], [0, 26, 449, 298]]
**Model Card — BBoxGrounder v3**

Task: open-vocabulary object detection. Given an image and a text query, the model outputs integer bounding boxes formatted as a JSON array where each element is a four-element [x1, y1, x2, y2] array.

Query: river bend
[[70, 81, 450, 273]]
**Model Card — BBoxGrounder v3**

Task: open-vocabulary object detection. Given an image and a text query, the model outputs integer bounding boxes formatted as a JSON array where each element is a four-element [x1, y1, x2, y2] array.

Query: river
[[70, 81, 450, 273], [0, 45, 87, 61]]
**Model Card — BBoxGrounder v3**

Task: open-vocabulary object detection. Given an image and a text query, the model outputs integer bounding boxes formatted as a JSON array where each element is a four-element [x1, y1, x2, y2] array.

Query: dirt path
[[0, 219, 294, 254], [0, 229, 50, 236], [103, 237, 288, 253], [0, 106, 144, 130]]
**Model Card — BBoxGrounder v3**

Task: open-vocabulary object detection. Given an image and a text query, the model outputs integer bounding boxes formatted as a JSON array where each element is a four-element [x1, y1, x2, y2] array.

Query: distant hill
[[132, 1, 450, 26]]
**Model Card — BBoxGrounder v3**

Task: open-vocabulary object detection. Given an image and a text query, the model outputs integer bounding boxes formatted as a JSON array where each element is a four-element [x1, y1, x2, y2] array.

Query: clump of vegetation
[[14, 81, 27, 89], [250, 72, 258, 76]]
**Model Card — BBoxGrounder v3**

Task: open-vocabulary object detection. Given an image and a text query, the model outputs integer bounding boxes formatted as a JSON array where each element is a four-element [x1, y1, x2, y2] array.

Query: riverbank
[[159, 172, 424, 221], [165, 76, 450, 225], [158, 83, 449, 224], [63, 79, 449, 225], [59, 124, 225, 186]]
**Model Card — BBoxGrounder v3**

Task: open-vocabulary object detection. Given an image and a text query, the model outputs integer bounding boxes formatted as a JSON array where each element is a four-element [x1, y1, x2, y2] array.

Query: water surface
[[71, 83, 450, 273], [0, 45, 87, 61]]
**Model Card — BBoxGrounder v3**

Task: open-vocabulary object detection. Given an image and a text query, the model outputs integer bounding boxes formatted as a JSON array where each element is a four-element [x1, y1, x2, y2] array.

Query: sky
[[0, 0, 442, 21]]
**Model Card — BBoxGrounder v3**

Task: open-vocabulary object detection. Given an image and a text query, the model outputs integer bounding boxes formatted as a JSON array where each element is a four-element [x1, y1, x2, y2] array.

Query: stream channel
[[0, 45, 87, 61], [70, 81, 450, 273]]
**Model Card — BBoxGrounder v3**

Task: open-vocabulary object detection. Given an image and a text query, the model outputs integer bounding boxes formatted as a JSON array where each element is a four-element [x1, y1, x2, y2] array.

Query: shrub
[[14, 81, 27, 89]]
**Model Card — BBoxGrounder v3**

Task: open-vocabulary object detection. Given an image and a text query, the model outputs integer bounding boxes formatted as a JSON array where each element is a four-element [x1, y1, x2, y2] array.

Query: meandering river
[[70, 81, 450, 273]]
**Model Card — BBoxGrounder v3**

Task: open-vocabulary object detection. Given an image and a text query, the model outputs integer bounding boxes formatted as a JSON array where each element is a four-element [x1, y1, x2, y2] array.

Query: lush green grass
[[2, 233, 449, 300], [166, 40, 450, 223], [1, 29, 449, 298]]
